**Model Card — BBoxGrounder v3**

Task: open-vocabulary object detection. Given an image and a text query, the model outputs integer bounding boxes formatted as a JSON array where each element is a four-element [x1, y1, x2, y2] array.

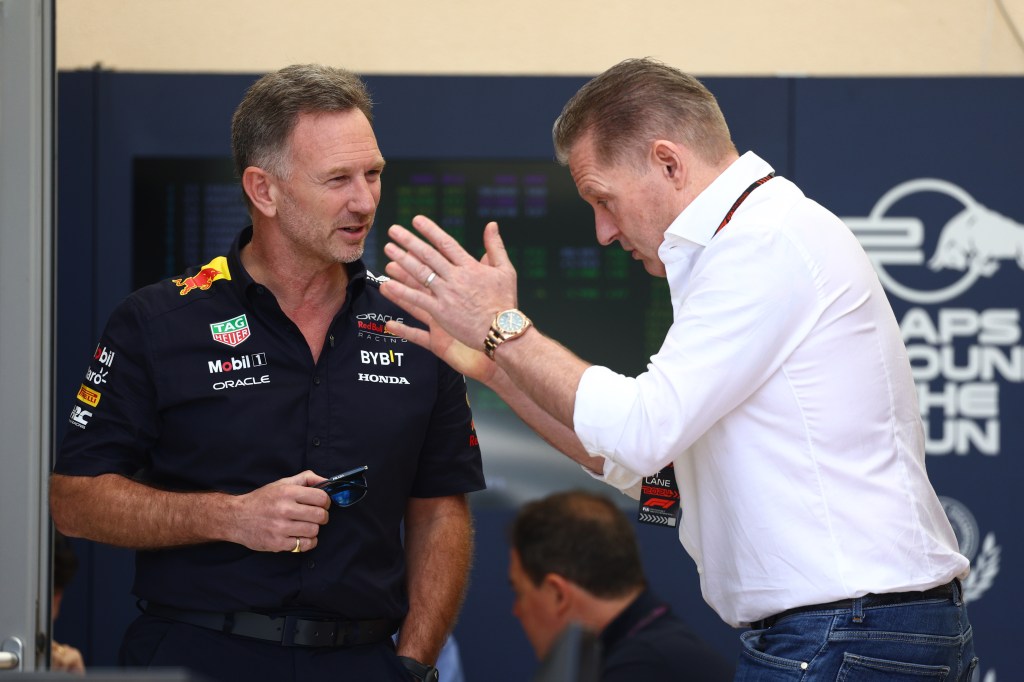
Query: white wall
[[57, 0, 1024, 75]]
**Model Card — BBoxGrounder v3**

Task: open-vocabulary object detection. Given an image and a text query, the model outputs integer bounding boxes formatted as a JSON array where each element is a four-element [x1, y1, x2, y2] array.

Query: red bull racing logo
[[356, 312, 407, 344], [172, 256, 231, 296]]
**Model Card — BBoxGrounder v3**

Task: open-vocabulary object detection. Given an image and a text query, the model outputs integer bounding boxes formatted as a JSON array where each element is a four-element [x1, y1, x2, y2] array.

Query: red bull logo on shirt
[[210, 314, 251, 348], [172, 256, 231, 296]]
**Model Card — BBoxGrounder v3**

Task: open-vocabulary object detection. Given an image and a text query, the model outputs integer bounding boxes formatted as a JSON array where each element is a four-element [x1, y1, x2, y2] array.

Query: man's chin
[[335, 245, 365, 264], [641, 259, 668, 278]]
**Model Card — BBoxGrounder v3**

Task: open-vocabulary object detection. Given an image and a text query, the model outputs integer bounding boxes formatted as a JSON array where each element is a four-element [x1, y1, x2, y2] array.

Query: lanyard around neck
[[713, 173, 774, 238]]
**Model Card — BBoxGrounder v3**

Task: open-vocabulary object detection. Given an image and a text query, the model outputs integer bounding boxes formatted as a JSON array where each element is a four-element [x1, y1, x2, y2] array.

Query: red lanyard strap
[[713, 173, 774, 237]]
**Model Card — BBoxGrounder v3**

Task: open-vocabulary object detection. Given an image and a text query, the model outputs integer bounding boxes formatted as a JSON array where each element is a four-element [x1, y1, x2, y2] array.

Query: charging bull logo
[[928, 205, 1024, 277], [171, 256, 232, 296], [843, 179, 1024, 304]]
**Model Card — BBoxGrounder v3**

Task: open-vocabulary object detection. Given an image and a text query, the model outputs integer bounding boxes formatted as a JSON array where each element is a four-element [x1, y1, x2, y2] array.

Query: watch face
[[497, 310, 526, 334]]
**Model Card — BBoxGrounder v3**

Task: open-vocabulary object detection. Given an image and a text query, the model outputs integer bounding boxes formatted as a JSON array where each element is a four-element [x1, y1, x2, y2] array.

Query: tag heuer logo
[[210, 314, 251, 347]]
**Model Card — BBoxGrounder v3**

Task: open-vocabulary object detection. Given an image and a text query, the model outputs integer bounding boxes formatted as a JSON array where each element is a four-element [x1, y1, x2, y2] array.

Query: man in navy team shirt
[[51, 64, 484, 682]]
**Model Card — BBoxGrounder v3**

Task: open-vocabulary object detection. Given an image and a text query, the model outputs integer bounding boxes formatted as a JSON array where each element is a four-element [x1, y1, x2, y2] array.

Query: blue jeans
[[736, 581, 977, 681]]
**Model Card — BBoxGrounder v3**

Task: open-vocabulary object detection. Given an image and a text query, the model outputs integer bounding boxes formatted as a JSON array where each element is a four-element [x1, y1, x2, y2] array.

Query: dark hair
[[53, 531, 79, 592], [231, 63, 373, 204], [510, 490, 645, 599], [552, 57, 735, 169]]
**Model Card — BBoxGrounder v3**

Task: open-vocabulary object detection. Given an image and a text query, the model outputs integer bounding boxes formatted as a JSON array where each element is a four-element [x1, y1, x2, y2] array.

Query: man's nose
[[594, 213, 619, 246], [349, 177, 378, 214]]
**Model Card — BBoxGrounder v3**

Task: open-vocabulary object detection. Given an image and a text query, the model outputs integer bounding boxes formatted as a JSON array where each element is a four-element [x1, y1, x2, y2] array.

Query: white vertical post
[[0, 0, 55, 672]]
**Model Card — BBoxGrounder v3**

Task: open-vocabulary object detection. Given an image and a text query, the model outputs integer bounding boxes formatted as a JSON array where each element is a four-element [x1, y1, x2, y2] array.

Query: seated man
[[508, 490, 734, 681]]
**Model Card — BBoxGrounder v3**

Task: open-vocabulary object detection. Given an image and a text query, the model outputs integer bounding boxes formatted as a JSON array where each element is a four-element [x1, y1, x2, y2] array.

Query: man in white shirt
[[378, 58, 978, 681]]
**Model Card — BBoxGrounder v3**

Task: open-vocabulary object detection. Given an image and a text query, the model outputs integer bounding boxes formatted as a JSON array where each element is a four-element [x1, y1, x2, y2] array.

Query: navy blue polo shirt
[[55, 226, 485, 619], [600, 590, 735, 681]]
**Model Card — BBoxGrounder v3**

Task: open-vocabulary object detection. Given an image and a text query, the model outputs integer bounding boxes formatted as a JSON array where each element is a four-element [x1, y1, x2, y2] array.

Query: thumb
[[288, 470, 327, 487], [482, 222, 512, 269]]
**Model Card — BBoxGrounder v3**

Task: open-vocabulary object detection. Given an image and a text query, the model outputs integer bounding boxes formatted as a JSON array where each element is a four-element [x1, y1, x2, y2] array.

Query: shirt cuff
[[574, 365, 644, 496], [573, 365, 637, 454], [579, 461, 643, 500]]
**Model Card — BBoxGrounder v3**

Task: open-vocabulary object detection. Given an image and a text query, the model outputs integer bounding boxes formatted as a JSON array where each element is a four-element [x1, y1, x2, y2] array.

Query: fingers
[[482, 221, 512, 269], [385, 318, 432, 349], [384, 258, 432, 296], [410, 214, 479, 267], [236, 473, 334, 553], [291, 469, 329, 488], [385, 222, 456, 282], [288, 536, 315, 553], [273, 470, 331, 510], [279, 500, 328, 546], [385, 215, 493, 285], [279, 478, 330, 552], [380, 264, 439, 320]]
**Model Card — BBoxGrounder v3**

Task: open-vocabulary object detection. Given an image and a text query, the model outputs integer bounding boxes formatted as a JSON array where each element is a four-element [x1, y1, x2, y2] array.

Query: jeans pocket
[[738, 628, 812, 676], [836, 652, 950, 681]]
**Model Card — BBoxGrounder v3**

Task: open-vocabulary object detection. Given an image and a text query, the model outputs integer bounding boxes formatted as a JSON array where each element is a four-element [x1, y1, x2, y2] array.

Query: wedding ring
[[291, 537, 302, 553], [424, 271, 437, 288]]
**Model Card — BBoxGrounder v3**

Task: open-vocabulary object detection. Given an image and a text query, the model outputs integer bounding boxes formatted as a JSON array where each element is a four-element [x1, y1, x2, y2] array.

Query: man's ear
[[242, 166, 278, 218], [542, 574, 575, 617], [652, 140, 686, 189]]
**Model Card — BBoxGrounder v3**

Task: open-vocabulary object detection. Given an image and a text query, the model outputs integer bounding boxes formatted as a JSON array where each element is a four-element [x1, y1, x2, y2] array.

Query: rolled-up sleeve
[[574, 366, 645, 495]]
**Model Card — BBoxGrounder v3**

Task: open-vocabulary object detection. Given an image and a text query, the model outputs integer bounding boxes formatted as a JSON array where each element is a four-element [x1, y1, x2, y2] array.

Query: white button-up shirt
[[573, 152, 969, 627]]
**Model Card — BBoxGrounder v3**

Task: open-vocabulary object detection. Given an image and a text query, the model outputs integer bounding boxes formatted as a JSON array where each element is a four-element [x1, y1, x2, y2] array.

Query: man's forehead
[[292, 110, 376, 144], [289, 110, 383, 168], [567, 132, 599, 169]]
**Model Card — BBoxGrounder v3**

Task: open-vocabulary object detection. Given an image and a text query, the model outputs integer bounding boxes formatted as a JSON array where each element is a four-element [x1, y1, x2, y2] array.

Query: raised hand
[[381, 215, 519, 353]]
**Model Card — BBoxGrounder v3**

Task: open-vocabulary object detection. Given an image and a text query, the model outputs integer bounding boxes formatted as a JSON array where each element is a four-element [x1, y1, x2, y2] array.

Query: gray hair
[[231, 64, 373, 192]]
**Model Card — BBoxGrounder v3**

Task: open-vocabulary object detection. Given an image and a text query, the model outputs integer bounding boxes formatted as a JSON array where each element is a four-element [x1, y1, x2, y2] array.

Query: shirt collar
[[226, 226, 256, 299], [598, 588, 668, 651], [226, 225, 368, 299], [659, 151, 775, 259]]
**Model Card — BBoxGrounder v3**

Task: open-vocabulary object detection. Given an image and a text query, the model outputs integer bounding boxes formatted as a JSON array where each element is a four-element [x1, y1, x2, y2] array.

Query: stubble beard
[[279, 194, 368, 265]]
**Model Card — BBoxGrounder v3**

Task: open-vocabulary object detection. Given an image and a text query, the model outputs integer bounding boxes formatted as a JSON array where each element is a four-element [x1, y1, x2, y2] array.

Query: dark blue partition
[[793, 77, 1024, 682], [55, 71, 1017, 682]]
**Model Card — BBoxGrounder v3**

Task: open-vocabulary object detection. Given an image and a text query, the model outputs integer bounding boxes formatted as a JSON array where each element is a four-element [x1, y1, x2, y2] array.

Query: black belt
[[143, 602, 400, 648], [750, 580, 958, 630]]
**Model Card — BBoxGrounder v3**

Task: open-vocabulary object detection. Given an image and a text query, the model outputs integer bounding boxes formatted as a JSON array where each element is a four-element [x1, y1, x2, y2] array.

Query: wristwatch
[[483, 308, 532, 360], [397, 655, 439, 682]]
